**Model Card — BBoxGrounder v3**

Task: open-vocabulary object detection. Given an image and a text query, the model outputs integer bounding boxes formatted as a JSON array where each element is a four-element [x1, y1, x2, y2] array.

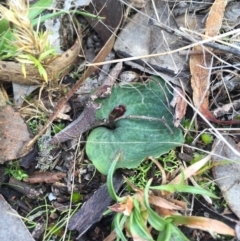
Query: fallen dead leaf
[[109, 196, 134, 216], [0, 89, 32, 163], [190, 0, 230, 123], [149, 195, 184, 210], [189, 44, 211, 115], [170, 87, 187, 127], [0, 194, 35, 241], [114, 0, 190, 91], [212, 136, 240, 219], [205, 0, 227, 37], [172, 215, 235, 236]]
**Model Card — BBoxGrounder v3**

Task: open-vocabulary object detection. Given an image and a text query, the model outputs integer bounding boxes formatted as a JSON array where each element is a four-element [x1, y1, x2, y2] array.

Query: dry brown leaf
[[114, 0, 190, 91], [205, 0, 227, 37], [149, 195, 184, 210], [171, 199, 188, 209], [212, 136, 240, 219], [156, 206, 179, 217], [170, 87, 187, 127], [0, 103, 32, 164], [0, 87, 32, 163], [0, 194, 35, 241], [190, 0, 228, 122], [109, 196, 134, 216], [172, 215, 235, 236], [190, 46, 211, 114]]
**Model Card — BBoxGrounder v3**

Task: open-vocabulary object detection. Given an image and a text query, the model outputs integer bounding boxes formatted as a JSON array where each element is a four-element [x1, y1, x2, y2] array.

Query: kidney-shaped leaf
[[86, 76, 184, 174]]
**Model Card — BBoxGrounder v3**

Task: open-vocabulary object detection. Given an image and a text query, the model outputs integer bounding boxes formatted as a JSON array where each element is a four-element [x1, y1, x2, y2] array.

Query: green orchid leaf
[[162, 223, 190, 241], [107, 151, 122, 201], [144, 180, 167, 232], [156, 223, 172, 241], [86, 76, 184, 174], [113, 213, 128, 241], [129, 211, 154, 241]]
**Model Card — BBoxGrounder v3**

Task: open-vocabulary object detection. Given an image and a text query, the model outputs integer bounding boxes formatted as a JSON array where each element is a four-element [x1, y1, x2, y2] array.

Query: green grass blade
[[74, 10, 105, 19], [29, 0, 53, 20], [150, 184, 218, 198], [31, 11, 66, 27], [38, 48, 56, 62], [37, 64, 48, 82], [31, 9, 104, 28], [0, 18, 9, 34]]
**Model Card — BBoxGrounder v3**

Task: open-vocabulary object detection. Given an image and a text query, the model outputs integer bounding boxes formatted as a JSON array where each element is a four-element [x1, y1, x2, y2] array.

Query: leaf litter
[[1, 0, 240, 240]]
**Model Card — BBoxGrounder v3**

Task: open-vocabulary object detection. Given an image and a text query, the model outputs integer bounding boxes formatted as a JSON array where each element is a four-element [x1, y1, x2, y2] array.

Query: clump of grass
[[105, 152, 235, 240], [4, 160, 28, 181], [0, 0, 56, 82]]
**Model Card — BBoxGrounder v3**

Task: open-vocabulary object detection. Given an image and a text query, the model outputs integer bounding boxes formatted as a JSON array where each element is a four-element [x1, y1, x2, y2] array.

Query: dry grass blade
[[149, 195, 184, 210], [170, 153, 212, 185]]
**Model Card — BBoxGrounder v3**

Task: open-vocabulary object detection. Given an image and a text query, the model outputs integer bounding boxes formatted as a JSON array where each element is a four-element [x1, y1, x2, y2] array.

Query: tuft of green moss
[[201, 133, 213, 144]]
